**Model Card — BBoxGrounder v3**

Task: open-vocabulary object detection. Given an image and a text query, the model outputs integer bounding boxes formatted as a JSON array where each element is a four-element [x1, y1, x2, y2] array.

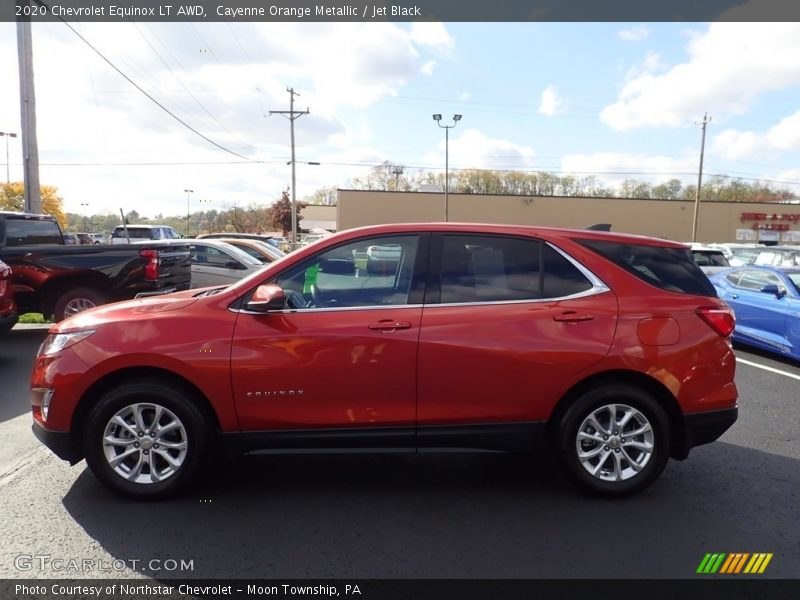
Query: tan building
[[336, 190, 800, 245]]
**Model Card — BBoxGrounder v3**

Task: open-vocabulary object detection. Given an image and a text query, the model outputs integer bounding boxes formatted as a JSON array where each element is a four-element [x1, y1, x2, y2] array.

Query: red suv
[[30, 224, 738, 498], [0, 259, 18, 333]]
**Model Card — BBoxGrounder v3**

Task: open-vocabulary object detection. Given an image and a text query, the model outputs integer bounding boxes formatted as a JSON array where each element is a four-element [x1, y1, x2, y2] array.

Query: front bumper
[[674, 407, 738, 459], [32, 420, 82, 465]]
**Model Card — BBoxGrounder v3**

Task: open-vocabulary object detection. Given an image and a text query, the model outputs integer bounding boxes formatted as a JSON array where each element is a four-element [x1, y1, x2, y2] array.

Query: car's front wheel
[[556, 384, 670, 496], [83, 380, 211, 499]]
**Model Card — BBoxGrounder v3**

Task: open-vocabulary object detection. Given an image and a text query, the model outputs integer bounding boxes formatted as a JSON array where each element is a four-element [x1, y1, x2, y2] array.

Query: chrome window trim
[[231, 239, 611, 314], [546, 241, 610, 293], [230, 304, 424, 316]]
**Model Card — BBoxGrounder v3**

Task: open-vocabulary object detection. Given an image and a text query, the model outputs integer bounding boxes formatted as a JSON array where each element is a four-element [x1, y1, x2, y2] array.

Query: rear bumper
[[674, 407, 738, 459], [32, 421, 81, 465], [0, 311, 18, 331]]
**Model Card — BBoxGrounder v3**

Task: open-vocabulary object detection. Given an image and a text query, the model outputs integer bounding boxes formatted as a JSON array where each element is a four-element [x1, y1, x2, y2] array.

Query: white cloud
[[710, 109, 800, 160], [409, 22, 455, 51], [0, 22, 454, 216], [618, 26, 650, 42], [421, 60, 437, 76], [538, 85, 567, 116], [424, 129, 535, 171], [459, 91, 471, 101], [602, 23, 800, 130]]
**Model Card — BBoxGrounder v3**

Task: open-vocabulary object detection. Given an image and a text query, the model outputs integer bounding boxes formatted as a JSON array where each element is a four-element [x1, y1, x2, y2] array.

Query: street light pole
[[80, 202, 89, 231], [184, 189, 193, 237], [0, 132, 17, 184], [432, 114, 461, 221]]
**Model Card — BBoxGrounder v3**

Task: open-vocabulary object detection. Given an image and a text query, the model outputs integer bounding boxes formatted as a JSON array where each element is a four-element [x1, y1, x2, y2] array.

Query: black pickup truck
[[0, 211, 192, 321]]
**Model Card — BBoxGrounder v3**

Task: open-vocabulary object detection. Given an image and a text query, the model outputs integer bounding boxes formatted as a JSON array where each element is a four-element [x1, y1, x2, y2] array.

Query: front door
[[231, 234, 426, 434]]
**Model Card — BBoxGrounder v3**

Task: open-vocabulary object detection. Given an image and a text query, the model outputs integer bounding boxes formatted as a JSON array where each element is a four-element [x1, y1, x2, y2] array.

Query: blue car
[[708, 265, 800, 361]]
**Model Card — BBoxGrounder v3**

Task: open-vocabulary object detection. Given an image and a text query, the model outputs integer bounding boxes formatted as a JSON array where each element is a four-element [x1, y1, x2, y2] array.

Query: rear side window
[[439, 235, 592, 303], [4, 217, 63, 245], [578, 239, 716, 297]]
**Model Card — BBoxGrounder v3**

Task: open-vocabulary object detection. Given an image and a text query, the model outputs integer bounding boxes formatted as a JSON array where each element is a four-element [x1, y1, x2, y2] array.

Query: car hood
[[54, 288, 205, 333]]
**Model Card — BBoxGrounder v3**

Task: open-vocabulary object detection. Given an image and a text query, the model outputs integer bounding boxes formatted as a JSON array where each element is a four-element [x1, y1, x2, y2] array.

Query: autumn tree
[[0, 182, 67, 229], [267, 190, 305, 237]]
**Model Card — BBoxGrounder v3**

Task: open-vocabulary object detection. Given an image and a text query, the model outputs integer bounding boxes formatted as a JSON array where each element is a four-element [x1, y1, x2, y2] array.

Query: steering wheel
[[284, 289, 310, 309], [309, 284, 325, 307]]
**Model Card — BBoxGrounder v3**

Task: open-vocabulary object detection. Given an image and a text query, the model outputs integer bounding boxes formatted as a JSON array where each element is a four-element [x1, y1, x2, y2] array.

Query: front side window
[[438, 235, 592, 304], [735, 269, 782, 291], [273, 235, 419, 309]]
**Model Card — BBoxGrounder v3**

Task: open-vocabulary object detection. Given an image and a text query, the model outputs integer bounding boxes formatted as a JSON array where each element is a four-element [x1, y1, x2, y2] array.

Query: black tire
[[53, 287, 106, 322], [556, 384, 670, 497], [83, 380, 211, 499]]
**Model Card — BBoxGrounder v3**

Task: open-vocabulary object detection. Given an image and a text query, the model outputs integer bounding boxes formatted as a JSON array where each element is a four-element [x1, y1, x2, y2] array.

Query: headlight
[[38, 330, 95, 356]]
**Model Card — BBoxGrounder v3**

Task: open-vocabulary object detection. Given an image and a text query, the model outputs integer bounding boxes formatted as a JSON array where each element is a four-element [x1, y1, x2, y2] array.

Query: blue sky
[[1, 21, 799, 218]]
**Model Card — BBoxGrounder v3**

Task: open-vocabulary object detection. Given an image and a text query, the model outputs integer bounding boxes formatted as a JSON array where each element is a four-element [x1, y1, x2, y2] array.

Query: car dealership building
[[330, 190, 800, 245]]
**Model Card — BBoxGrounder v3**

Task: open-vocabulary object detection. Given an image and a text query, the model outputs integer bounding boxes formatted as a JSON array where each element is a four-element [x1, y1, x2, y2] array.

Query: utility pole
[[17, 20, 41, 213], [391, 164, 404, 190], [269, 88, 309, 247], [691, 113, 711, 243]]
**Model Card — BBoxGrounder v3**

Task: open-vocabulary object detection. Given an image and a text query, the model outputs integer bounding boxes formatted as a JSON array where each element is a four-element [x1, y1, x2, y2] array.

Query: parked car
[[0, 211, 192, 321], [215, 237, 286, 264], [198, 232, 280, 246], [0, 259, 18, 333], [111, 224, 182, 244], [688, 245, 731, 276], [709, 265, 800, 361], [726, 245, 799, 267], [135, 238, 265, 288], [63, 233, 78, 245], [31, 223, 737, 499]]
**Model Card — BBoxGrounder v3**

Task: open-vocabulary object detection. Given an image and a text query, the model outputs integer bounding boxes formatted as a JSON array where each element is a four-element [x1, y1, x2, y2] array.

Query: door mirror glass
[[246, 284, 286, 312]]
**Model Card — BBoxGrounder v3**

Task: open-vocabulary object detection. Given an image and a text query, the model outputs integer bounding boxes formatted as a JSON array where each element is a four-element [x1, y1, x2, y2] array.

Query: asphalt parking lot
[[1, 326, 798, 579]]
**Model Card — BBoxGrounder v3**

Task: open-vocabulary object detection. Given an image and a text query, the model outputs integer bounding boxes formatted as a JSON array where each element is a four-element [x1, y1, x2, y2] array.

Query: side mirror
[[246, 284, 286, 312], [225, 260, 246, 270], [760, 283, 786, 298]]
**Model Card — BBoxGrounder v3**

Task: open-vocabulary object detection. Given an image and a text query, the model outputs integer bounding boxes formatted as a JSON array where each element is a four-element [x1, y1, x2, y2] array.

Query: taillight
[[697, 306, 735, 337], [139, 249, 160, 281]]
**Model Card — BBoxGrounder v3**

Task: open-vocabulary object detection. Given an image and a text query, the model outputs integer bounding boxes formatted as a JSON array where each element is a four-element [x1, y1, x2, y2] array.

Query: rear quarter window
[[578, 239, 717, 297]]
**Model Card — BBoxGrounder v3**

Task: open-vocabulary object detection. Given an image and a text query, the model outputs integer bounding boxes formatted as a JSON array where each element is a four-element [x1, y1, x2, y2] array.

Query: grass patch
[[18, 313, 52, 324]]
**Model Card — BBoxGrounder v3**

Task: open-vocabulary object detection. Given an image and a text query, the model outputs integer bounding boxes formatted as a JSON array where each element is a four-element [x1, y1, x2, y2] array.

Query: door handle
[[553, 311, 595, 323], [729, 294, 739, 299], [369, 320, 412, 332]]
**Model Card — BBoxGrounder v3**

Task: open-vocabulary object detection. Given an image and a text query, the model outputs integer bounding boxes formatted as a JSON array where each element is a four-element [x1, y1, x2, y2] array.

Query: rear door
[[417, 233, 618, 431]]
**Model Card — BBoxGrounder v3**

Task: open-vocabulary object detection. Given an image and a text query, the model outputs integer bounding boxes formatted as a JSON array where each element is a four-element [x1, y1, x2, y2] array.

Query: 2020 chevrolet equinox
[[31, 223, 738, 498]]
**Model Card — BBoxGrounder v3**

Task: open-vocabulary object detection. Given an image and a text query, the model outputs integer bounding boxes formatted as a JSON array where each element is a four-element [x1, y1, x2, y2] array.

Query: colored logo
[[697, 553, 773, 574]]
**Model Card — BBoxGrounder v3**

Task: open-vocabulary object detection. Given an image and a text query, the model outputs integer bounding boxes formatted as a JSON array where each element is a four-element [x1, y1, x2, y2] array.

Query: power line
[[35, 3, 254, 161]]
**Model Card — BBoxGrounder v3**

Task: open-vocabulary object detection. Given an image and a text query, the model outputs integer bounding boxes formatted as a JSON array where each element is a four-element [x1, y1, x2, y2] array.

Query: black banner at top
[[4, 0, 800, 22]]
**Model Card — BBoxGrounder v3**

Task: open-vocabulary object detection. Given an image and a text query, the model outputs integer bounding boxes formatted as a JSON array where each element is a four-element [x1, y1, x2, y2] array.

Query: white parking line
[[737, 358, 800, 381]]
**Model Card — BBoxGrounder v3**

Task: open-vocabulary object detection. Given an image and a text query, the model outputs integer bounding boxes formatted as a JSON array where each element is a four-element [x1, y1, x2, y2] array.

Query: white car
[[366, 244, 402, 261], [112, 224, 182, 244], [687, 245, 732, 276]]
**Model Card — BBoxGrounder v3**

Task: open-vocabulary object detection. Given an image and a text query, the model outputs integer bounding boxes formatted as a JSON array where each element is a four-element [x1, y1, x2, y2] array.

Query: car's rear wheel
[[83, 381, 211, 499], [556, 384, 670, 496]]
